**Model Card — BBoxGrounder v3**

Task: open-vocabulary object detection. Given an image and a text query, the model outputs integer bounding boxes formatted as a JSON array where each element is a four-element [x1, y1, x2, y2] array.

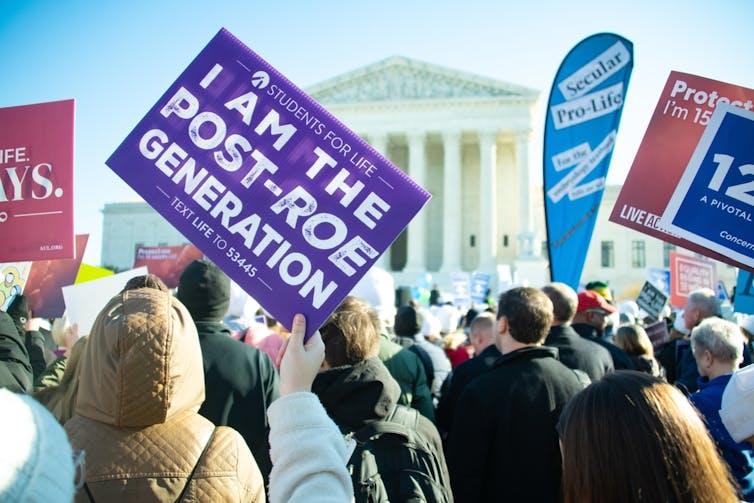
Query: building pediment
[[307, 56, 538, 104]]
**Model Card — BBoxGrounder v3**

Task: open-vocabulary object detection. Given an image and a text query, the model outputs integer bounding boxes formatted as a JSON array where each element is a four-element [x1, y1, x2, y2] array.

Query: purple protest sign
[[107, 29, 430, 339]]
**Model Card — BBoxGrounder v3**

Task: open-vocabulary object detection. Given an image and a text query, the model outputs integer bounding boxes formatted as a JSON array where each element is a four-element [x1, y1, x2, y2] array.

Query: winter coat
[[545, 325, 614, 382], [312, 357, 443, 448], [690, 374, 754, 501], [377, 334, 435, 421], [572, 323, 634, 370], [448, 346, 583, 503], [435, 343, 501, 438], [0, 311, 32, 393], [312, 357, 450, 498], [267, 392, 353, 503], [65, 289, 264, 502], [34, 336, 88, 424], [195, 321, 279, 485]]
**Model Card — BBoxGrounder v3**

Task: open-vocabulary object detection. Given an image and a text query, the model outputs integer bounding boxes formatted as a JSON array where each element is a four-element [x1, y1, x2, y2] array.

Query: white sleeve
[[267, 392, 354, 503]]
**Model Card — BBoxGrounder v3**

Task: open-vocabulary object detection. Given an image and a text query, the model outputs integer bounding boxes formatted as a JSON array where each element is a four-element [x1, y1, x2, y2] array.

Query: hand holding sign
[[276, 313, 325, 396]]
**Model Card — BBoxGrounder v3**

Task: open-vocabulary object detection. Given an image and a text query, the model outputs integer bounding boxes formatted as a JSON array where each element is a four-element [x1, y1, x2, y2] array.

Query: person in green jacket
[[378, 332, 435, 421]]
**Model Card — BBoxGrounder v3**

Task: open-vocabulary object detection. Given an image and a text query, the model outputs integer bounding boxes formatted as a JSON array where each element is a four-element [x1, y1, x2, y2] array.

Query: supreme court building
[[102, 56, 551, 290]]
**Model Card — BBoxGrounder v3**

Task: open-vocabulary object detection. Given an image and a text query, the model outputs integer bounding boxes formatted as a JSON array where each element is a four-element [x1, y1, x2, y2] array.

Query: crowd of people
[[2, 259, 754, 502]]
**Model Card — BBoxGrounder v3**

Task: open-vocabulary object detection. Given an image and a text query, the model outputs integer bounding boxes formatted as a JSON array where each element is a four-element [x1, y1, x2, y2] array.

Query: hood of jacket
[[312, 357, 400, 432], [74, 288, 205, 427]]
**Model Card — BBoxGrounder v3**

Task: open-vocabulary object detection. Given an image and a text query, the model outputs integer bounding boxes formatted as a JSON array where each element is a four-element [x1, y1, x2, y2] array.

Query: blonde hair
[[319, 296, 380, 367], [614, 324, 654, 357]]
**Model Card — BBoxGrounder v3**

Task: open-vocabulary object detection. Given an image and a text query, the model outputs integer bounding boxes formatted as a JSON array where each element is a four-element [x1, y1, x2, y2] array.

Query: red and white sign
[[0, 99, 75, 261], [133, 244, 203, 289], [609, 72, 754, 272], [670, 251, 717, 307]]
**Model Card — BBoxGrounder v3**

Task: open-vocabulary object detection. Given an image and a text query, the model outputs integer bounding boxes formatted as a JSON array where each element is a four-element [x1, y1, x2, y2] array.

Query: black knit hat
[[176, 260, 230, 322], [394, 305, 423, 337]]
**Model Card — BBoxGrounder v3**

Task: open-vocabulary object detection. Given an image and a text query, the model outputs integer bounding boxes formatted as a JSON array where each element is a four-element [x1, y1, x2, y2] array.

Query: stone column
[[442, 131, 462, 272], [404, 131, 427, 272], [368, 132, 391, 270], [515, 129, 539, 259], [478, 131, 498, 270]]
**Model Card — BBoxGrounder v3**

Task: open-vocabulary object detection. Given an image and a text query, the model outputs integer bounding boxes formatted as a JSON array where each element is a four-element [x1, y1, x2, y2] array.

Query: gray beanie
[[0, 389, 75, 501]]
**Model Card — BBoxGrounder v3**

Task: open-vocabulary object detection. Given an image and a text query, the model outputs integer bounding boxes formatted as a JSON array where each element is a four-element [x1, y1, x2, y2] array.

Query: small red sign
[[669, 251, 717, 307], [133, 245, 203, 288]]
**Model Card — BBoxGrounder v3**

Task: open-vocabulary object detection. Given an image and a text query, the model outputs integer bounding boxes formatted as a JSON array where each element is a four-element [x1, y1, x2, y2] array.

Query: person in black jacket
[[542, 282, 613, 382], [6, 295, 52, 382], [312, 295, 452, 502], [0, 310, 33, 393], [572, 291, 634, 370], [435, 312, 501, 441], [176, 259, 279, 486], [448, 287, 584, 502]]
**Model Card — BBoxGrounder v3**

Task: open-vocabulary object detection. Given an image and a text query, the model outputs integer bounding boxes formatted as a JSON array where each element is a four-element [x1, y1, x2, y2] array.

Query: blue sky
[[1, 0, 752, 265]]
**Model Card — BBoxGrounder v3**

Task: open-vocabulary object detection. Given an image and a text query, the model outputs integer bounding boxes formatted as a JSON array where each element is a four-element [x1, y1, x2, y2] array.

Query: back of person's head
[[75, 287, 205, 427], [176, 260, 230, 322], [541, 282, 578, 325], [687, 288, 720, 318], [0, 389, 75, 502], [469, 312, 496, 351], [614, 324, 654, 357], [496, 287, 553, 344], [690, 317, 744, 364], [319, 296, 380, 367], [469, 311, 495, 335], [393, 305, 423, 337], [585, 280, 612, 302], [122, 273, 169, 293], [558, 371, 739, 503]]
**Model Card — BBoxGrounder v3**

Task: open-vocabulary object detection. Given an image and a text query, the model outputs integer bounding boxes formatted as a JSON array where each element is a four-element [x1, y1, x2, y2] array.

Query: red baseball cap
[[577, 291, 617, 314]]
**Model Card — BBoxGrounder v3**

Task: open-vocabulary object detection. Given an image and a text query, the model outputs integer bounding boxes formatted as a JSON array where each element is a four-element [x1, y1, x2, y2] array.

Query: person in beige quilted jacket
[[65, 285, 265, 502]]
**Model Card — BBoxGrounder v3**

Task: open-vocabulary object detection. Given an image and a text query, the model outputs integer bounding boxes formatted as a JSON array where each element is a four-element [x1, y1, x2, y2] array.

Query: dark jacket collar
[[493, 345, 559, 369], [545, 325, 580, 344], [312, 357, 401, 433], [571, 323, 602, 340], [194, 321, 233, 337]]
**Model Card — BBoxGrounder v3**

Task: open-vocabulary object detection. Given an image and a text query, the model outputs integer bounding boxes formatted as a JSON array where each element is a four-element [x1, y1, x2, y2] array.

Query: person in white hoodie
[[268, 314, 353, 503]]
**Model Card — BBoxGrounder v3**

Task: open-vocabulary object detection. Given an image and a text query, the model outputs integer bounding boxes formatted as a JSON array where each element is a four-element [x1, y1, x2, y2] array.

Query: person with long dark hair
[[558, 371, 740, 503]]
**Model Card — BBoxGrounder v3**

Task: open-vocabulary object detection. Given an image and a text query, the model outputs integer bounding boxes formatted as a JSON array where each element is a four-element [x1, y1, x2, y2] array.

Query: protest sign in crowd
[[2, 28, 754, 503]]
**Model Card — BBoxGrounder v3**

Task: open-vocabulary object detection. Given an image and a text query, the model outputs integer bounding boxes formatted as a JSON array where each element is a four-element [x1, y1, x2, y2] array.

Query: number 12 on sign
[[660, 103, 754, 269], [708, 153, 754, 206]]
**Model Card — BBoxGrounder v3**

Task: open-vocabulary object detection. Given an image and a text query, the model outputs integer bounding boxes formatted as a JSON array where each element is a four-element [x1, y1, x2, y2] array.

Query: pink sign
[[0, 99, 76, 261], [609, 72, 754, 272], [669, 251, 717, 307], [133, 244, 204, 288]]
